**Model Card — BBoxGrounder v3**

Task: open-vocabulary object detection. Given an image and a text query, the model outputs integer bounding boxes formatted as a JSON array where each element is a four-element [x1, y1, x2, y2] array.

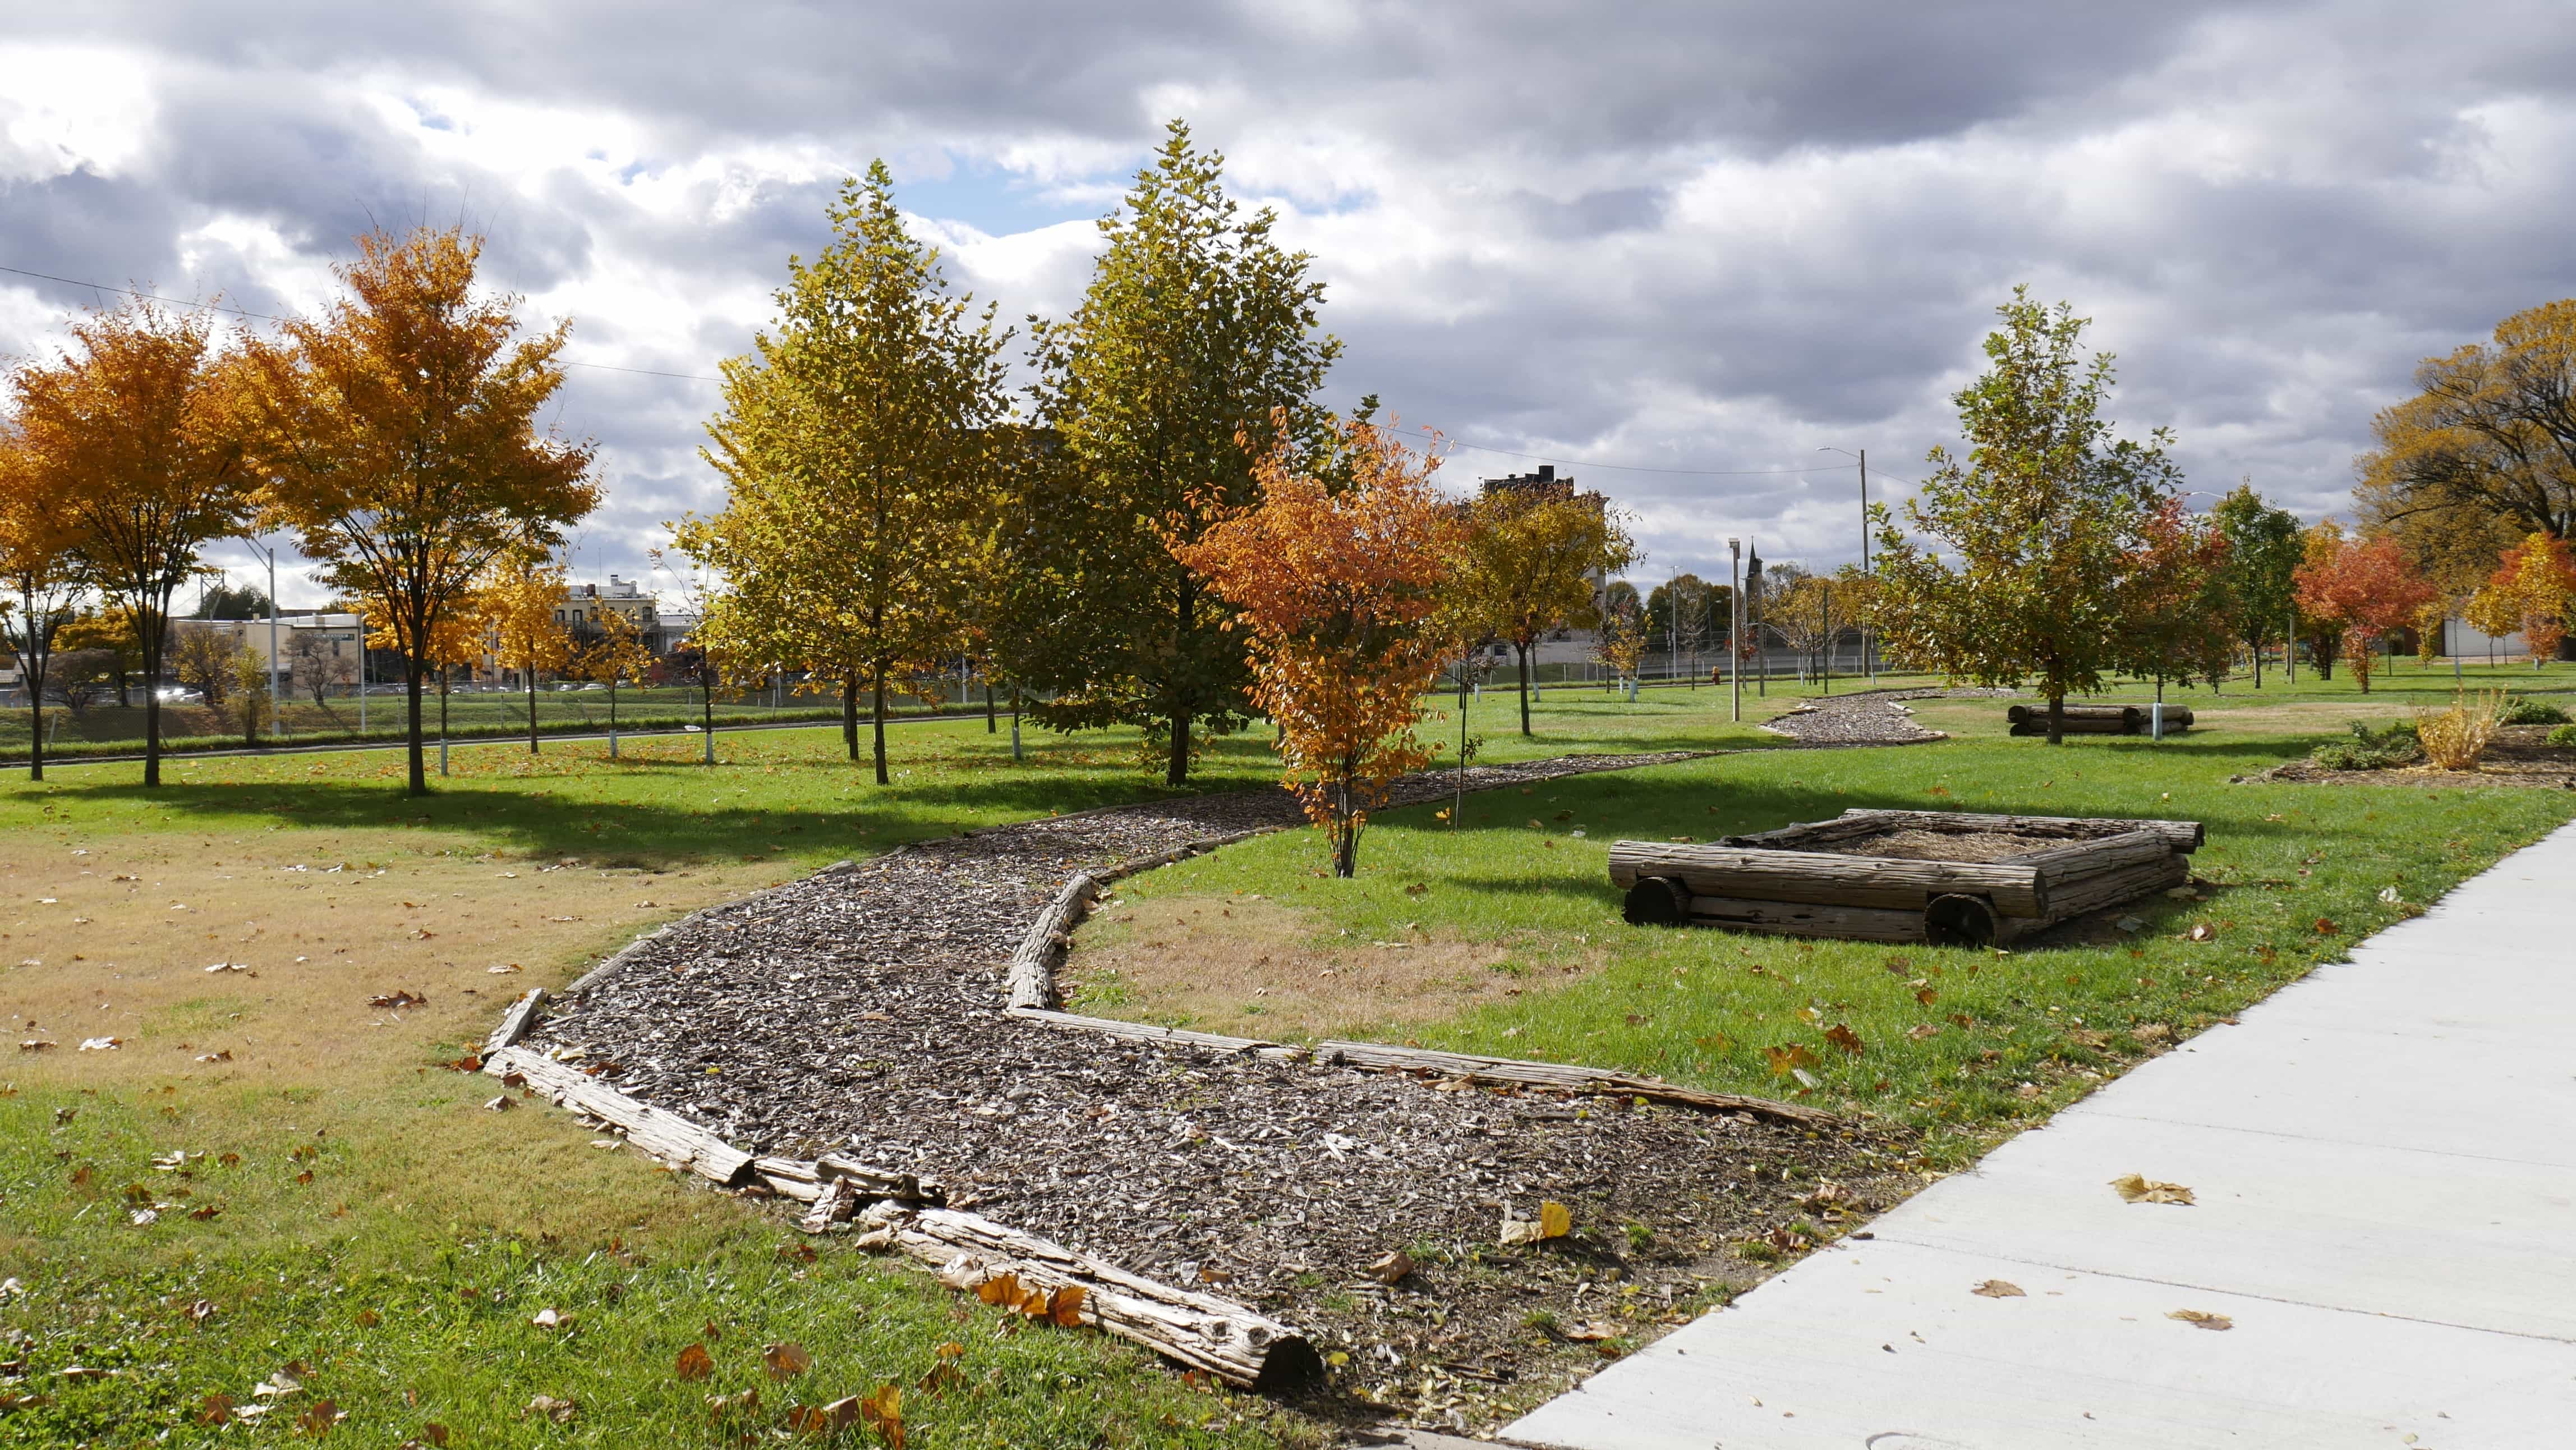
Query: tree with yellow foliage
[[10, 297, 256, 785], [1446, 487, 1639, 737], [240, 226, 597, 795], [574, 606, 656, 756], [2466, 533, 2576, 668], [480, 551, 574, 753], [1173, 415, 1457, 877], [683, 161, 1005, 784]]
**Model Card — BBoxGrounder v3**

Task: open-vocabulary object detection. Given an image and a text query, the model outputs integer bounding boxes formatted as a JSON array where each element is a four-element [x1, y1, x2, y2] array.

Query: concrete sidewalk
[[1507, 822, 2576, 1449]]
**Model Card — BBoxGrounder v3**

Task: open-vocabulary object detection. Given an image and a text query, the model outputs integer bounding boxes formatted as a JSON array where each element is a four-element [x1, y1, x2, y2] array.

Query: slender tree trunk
[[526, 658, 540, 753], [701, 663, 715, 765], [985, 672, 996, 733], [17, 587, 45, 783], [843, 672, 860, 761], [1515, 641, 1533, 737], [2046, 692, 2065, 746], [871, 656, 889, 786], [1165, 582, 1195, 788], [138, 603, 166, 787], [406, 655, 428, 796]]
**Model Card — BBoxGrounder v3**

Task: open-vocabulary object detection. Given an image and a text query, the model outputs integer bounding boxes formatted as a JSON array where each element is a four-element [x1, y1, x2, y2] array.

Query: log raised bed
[[1611, 807, 2202, 946], [2005, 703, 2195, 736]]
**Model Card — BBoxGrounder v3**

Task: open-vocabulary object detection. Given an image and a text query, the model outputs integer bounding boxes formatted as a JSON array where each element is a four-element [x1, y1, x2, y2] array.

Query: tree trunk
[[871, 655, 889, 786], [406, 655, 428, 796], [19, 588, 46, 783], [526, 660, 540, 753], [139, 603, 168, 787], [1165, 581, 1195, 788], [843, 672, 860, 761], [985, 673, 996, 733], [2046, 692, 2066, 746], [1515, 641, 1533, 737], [701, 663, 715, 765]]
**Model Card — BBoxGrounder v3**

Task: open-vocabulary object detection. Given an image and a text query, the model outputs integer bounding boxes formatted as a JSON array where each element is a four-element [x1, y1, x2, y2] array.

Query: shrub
[[2311, 719, 2419, 771], [2496, 696, 2572, 726], [2413, 691, 2508, 772], [2547, 723, 2576, 749]]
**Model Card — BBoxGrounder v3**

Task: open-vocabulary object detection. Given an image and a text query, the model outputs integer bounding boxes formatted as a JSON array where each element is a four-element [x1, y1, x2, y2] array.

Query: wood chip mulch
[[528, 753, 1919, 1433], [1759, 686, 2009, 744]]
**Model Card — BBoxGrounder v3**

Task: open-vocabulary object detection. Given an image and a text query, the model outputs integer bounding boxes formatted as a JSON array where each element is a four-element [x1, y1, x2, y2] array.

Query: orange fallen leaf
[[1971, 1279, 2025, 1298], [2109, 1173, 2195, 1206], [673, 1343, 714, 1382], [1824, 1023, 1865, 1057], [763, 1341, 812, 1380]]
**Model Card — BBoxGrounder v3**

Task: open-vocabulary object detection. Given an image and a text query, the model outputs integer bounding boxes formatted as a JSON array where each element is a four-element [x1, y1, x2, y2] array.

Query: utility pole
[[1728, 538, 1742, 723], [1859, 448, 1875, 683]]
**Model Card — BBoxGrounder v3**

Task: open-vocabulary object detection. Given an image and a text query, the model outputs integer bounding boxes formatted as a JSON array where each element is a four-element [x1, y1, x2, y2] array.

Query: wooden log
[[860, 1202, 1319, 1390], [1314, 1039, 1835, 1126], [799, 1176, 858, 1233], [2032, 852, 2189, 921], [1839, 807, 2202, 853], [1685, 894, 1927, 943], [1007, 1007, 1303, 1060], [1006, 872, 1098, 1011], [483, 987, 548, 1057], [2013, 829, 2174, 882], [2008, 718, 2133, 736], [1607, 840, 2048, 916], [2005, 703, 2142, 725], [1714, 815, 1898, 851], [482, 1045, 753, 1186], [756, 1155, 944, 1207]]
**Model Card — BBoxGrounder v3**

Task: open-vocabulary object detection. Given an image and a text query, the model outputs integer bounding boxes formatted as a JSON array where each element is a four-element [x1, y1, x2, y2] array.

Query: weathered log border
[[468, 750, 1825, 1391]]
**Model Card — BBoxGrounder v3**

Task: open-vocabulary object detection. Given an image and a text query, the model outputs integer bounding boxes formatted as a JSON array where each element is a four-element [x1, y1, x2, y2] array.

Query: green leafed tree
[[1445, 486, 1640, 736], [2211, 481, 2303, 686], [1002, 120, 1340, 786], [679, 161, 1008, 784], [1871, 288, 2185, 744]]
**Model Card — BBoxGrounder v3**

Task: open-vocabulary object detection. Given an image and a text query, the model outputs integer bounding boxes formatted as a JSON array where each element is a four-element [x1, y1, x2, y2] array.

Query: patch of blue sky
[[890, 157, 1119, 238]]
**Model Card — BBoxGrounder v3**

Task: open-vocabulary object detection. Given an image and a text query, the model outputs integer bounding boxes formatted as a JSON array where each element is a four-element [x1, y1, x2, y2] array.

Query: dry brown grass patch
[[1061, 893, 1597, 1041]]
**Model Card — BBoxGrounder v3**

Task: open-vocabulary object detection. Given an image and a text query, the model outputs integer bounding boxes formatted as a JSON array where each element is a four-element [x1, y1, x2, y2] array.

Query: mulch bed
[[528, 752, 1919, 1433], [1760, 686, 2011, 745], [1815, 827, 2053, 863], [2248, 725, 2576, 790]]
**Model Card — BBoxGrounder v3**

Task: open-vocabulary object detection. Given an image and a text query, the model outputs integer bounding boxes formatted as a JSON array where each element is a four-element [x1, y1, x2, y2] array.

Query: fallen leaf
[[2313, 917, 2339, 935], [2188, 923, 2215, 942], [77, 1037, 122, 1052], [1914, 986, 1937, 1005], [1906, 1024, 1942, 1041], [366, 992, 427, 1010], [1823, 1023, 1865, 1057], [356, 1310, 380, 1328], [1538, 1200, 1572, 1239], [296, 1398, 345, 1435], [1367, 1250, 1414, 1285], [1762, 1043, 1818, 1077], [763, 1341, 812, 1379], [523, 1394, 576, 1424], [199, 1393, 234, 1425], [531, 1307, 570, 1330], [777, 1242, 817, 1265], [789, 1396, 865, 1435], [1971, 1279, 2025, 1298], [858, 1383, 904, 1448], [1560, 1320, 1623, 1342], [195, 1050, 232, 1063], [2109, 1173, 2196, 1206], [2168, 1308, 2233, 1330], [673, 1343, 714, 1382]]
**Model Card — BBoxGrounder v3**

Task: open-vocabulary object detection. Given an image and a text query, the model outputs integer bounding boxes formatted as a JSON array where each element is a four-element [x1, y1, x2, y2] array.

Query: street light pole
[[1820, 446, 1874, 682]]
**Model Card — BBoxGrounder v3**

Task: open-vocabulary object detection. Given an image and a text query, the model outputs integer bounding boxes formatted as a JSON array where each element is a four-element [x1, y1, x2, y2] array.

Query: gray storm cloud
[[5, 0, 2574, 591]]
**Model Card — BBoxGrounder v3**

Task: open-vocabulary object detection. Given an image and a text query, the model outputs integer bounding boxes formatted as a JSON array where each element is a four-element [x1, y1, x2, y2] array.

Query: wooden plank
[[483, 1045, 753, 1186], [1838, 808, 2203, 853], [483, 988, 548, 1057], [1314, 1039, 1835, 1126], [2035, 852, 2190, 921], [1686, 894, 1926, 942], [861, 1203, 1318, 1389], [1607, 840, 2048, 916], [1713, 815, 1898, 852]]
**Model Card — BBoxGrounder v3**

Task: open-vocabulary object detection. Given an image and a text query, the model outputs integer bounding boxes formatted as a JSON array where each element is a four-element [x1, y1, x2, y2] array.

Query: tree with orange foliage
[[0, 417, 84, 781], [2466, 532, 2576, 668], [240, 227, 597, 796], [11, 298, 256, 785], [480, 550, 574, 753], [2293, 525, 2435, 693], [1173, 416, 1459, 878]]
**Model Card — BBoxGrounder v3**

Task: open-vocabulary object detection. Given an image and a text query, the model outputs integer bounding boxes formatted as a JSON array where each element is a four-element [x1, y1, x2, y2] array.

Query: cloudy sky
[[6, 1, 2573, 603]]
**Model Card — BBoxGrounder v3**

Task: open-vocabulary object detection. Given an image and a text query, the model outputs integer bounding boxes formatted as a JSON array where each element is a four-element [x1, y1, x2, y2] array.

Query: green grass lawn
[[1071, 696, 2576, 1163], [0, 694, 1791, 1449]]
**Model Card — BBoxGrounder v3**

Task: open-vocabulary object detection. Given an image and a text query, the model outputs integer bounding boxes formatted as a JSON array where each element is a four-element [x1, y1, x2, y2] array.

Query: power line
[[1, 259, 1876, 478]]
